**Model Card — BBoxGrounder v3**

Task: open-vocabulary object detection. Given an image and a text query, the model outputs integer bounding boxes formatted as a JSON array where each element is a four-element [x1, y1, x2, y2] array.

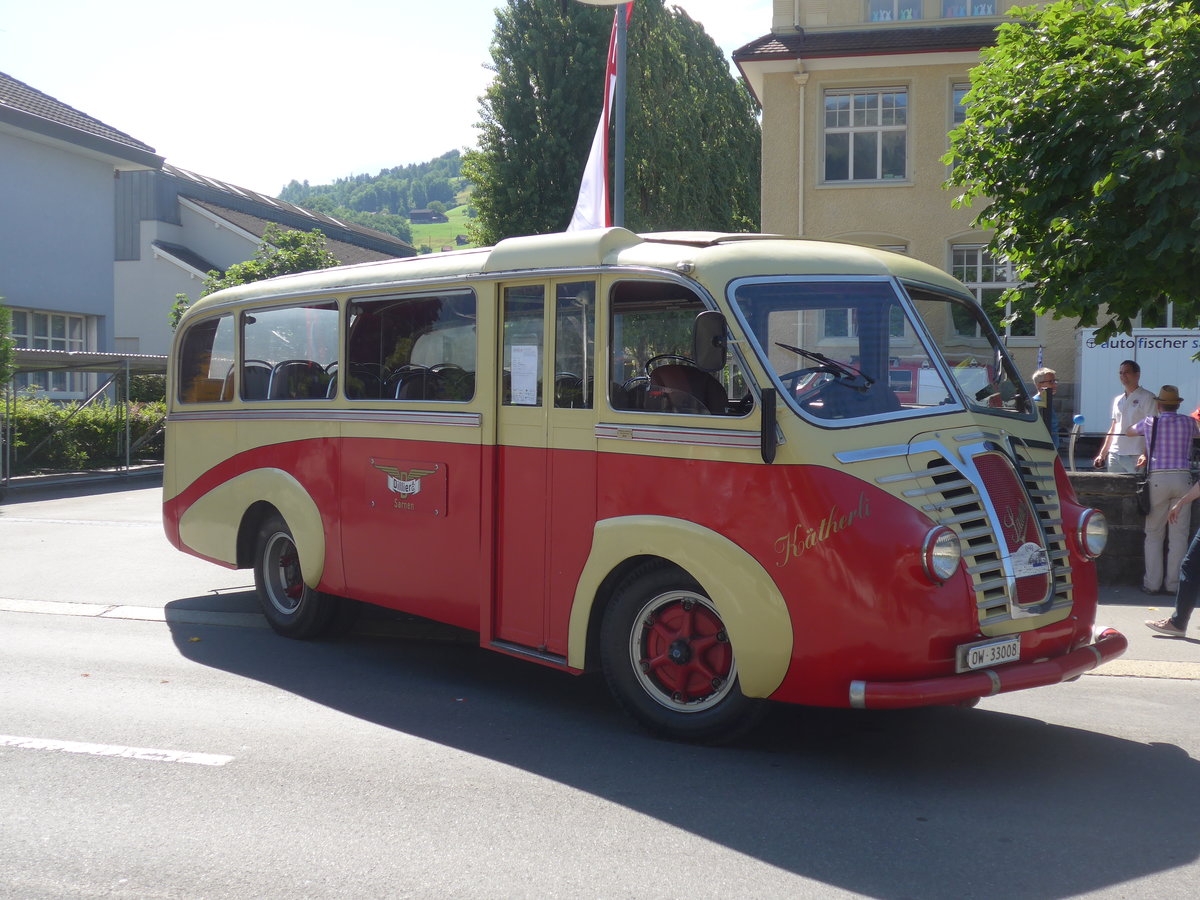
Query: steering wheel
[[621, 374, 650, 393], [778, 366, 826, 392]]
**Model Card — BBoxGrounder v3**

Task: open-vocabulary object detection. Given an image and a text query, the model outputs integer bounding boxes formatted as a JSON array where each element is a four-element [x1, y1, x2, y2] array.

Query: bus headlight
[[922, 526, 962, 584], [1078, 508, 1108, 559]]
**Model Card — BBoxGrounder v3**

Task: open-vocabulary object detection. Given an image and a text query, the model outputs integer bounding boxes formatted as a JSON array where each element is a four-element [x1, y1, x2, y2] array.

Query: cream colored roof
[[186, 228, 971, 317]]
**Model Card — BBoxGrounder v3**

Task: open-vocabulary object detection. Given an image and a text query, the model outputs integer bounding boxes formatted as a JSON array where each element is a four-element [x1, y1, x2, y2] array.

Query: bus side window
[[242, 302, 338, 401], [345, 291, 477, 402], [503, 285, 544, 406], [609, 281, 746, 416], [555, 281, 595, 409], [177, 314, 234, 403]]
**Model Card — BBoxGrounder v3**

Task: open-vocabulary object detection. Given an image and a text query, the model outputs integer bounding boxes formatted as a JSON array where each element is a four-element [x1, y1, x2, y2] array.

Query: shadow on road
[[165, 603, 1199, 900]]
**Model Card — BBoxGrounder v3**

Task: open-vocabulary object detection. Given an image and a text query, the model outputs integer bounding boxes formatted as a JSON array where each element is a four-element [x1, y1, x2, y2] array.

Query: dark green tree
[[463, 0, 760, 246], [946, 0, 1200, 341], [170, 225, 340, 329]]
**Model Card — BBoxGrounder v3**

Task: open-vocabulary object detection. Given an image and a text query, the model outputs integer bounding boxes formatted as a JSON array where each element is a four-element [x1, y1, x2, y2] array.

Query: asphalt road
[[2, 478, 1199, 899]]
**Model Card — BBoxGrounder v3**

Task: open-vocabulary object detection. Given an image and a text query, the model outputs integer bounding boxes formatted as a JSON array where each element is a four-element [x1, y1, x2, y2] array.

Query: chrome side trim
[[489, 640, 569, 668], [595, 423, 760, 450], [169, 408, 483, 427], [849, 680, 867, 709]]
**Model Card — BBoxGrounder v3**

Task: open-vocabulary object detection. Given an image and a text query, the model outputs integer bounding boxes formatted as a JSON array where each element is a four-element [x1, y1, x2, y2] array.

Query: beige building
[[734, 1, 1085, 417]]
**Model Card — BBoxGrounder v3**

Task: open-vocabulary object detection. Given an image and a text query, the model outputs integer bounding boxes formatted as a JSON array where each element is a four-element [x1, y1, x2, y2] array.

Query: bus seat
[[346, 365, 386, 399], [268, 360, 325, 400], [394, 369, 442, 401], [242, 361, 271, 400], [649, 364, 727, 415], [554, 373, 590, 408]]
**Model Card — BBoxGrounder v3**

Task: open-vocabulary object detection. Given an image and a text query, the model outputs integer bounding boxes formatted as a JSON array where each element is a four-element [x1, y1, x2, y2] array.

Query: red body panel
[[166, 436, 1104, 709]]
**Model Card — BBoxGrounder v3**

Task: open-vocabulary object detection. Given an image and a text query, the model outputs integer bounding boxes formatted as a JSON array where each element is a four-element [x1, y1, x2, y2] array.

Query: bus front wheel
[[253, 513, 338, 639], [600, 561, 765, 743]]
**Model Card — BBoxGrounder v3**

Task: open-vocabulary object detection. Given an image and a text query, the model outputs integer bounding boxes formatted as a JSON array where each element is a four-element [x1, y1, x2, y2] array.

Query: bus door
[[493, 280, 599, 658]]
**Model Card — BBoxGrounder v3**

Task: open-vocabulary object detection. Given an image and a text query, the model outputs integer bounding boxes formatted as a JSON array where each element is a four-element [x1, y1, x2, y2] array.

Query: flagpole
[[612, 3, 628, 227], [573, 0, 631, 230]]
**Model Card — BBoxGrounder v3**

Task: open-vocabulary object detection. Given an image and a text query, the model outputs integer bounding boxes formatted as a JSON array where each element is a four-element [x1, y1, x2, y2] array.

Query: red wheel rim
[[629, 591, 736, 712]]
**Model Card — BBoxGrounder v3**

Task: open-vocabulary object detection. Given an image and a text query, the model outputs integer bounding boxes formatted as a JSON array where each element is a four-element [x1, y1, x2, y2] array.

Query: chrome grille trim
[[841, 429, 1074, 629]]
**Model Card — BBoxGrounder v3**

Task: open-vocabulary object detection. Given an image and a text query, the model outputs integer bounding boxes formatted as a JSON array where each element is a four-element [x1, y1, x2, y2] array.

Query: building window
[[952, 83, 970, 126], [951, 245, 1035, 340], [869, 0, 922, 21], [823, 89, 908, 183], [823, 307, 906, 340], [943, 1, 996, 16], [8, 308, 90, 395]]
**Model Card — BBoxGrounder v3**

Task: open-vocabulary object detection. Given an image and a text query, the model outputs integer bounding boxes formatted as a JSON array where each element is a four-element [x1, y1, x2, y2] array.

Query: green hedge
[[4, 396, 166, 473]]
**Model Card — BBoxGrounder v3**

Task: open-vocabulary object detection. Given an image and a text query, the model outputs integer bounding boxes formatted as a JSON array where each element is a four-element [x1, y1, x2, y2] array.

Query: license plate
[[956, 635, 1021, 673]]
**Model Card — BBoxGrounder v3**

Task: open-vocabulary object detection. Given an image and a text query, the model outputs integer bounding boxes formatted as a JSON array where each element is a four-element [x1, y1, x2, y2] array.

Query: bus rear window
[[177, 314, 234, 403]]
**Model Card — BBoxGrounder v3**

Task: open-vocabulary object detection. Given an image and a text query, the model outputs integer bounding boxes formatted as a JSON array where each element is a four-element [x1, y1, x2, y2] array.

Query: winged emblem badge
[[372, 463, 438, 497]]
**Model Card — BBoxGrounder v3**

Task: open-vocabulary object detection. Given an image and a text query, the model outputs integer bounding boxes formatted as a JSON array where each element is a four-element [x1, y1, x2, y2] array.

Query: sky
[[1, 0, 773, 197]]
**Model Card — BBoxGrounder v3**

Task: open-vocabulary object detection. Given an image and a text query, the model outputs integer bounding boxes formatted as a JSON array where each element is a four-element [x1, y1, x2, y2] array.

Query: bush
[[6, 395, 166, 473]]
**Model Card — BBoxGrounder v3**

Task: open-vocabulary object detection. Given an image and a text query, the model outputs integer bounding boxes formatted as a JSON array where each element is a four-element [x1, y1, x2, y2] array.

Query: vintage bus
[[164, 228, 1125, 742]]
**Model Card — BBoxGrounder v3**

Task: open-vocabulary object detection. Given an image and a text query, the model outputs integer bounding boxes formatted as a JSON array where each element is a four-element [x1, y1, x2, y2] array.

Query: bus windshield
[[730, 278, 1031, 424]]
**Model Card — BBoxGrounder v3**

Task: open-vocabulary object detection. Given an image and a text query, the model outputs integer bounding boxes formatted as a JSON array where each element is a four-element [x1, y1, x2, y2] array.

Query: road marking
[[0, 597, 267, 629], [0, 734, 233, 766], [0, 516, 157, 527]]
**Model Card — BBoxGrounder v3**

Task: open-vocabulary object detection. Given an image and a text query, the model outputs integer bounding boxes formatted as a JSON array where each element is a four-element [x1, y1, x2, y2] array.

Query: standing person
[[1093, 359, 1157, 472], [1147, 476, 1200, 637], [1128, 386, 1200, 595], [1031, 367, 1060, 449]]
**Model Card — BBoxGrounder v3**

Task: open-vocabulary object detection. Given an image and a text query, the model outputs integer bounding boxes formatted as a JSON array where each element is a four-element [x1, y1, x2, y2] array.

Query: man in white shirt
[[1094, 359, 1157, 473]]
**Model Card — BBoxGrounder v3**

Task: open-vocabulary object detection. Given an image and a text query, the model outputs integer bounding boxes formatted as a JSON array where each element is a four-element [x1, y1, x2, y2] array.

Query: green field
[[409, 204, 477, 252]]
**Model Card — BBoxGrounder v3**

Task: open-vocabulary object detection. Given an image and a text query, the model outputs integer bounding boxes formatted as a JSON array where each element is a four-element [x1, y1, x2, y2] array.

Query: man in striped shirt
[[1128, 385, 1200, 595]]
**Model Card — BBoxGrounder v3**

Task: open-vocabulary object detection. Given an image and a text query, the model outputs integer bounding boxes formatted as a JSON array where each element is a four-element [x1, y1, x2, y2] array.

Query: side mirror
[[693, 310, 727, 372]]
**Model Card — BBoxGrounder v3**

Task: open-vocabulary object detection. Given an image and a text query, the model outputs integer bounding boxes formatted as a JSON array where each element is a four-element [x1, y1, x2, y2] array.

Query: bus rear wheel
[[600, 561, 765, 743], [253, 513, 339, 639]]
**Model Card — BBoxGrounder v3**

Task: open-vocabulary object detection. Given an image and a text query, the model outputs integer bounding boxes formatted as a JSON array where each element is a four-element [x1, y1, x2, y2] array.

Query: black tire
[[600, 560, 766, 743], [253, 513, 339, 639]]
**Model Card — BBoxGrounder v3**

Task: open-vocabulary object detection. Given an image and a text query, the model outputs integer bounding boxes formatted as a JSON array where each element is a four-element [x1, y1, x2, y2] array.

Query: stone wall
[[1066, 471, 1198, 586]]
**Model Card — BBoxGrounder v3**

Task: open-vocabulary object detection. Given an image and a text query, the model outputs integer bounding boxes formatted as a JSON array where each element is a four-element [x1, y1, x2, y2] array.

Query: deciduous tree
[[464, 0, 760, 245], [946, 0, 1200, 341], [170, 225, 340, 329]]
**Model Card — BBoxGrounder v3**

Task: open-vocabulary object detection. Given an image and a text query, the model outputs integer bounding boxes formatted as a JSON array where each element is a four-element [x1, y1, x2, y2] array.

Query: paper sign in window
[[511, 345, 539, 405]]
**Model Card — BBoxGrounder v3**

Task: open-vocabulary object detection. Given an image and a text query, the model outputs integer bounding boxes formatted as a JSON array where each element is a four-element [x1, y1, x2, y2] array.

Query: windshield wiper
[[775, 342, 875, 390]]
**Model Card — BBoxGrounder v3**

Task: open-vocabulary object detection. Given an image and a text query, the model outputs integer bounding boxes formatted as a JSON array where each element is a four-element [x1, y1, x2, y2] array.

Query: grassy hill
[[409, 204, 477, 253]]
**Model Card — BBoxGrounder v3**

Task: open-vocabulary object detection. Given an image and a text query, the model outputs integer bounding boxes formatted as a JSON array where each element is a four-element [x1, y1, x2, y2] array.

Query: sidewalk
[[0, 463, 163, 501], [1095, 583, 1200, 680]]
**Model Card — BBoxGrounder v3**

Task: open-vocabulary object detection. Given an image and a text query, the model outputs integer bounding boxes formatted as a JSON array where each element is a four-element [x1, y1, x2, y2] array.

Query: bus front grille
[[882, 435, 1072, 628]]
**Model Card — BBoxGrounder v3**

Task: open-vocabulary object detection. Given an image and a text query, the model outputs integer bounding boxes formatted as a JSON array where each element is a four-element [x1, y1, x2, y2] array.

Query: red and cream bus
[[164, 228, 1125, 741]]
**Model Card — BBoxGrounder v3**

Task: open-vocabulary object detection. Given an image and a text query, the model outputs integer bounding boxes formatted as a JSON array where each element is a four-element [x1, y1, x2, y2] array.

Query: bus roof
[[184, 228, 971, 316]]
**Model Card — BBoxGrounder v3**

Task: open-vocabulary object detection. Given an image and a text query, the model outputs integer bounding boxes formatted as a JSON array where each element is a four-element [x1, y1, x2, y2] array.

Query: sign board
[[1076, 329, 1200, 434]]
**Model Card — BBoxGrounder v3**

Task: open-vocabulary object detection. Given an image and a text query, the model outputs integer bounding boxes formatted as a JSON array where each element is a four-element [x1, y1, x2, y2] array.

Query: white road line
[[0, 517, 157, 527], [0, 597, 267, 629], [0, 734, 233, 767]]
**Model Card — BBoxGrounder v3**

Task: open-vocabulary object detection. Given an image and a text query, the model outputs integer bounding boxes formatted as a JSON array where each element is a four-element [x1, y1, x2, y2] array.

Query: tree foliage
[[0, 299, 14, 387], [463, 0, 761, 246], [279, 150, 466, 241], [170, 225, 340, 329], [946, 0, 1200, 341]]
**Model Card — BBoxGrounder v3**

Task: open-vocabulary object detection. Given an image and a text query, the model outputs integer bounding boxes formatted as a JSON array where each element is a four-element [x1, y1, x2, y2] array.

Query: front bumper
[[848, 627, 1128, 710]]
